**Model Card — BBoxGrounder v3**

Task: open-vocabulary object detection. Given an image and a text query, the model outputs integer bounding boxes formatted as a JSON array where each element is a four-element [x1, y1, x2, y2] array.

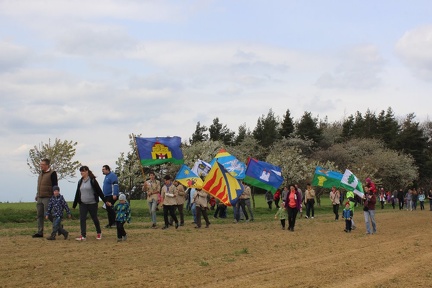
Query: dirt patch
[[1, 208, 432, 287]]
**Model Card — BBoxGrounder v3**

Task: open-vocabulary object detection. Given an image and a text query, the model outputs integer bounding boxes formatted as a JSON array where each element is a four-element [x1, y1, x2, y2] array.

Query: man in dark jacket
[[33, 158, 58, 238]]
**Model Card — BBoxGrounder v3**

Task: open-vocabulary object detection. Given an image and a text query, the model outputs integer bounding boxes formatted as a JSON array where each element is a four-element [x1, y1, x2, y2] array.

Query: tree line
[[115, 107, 431, 198], [27, 107, 432, 199]]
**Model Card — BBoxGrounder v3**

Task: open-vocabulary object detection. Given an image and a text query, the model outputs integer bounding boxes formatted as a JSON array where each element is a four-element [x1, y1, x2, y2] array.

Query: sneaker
[[63, 231, 69, 240], [162, 226, 169, 230], [175, 223, 179, 229], [117, 238, 123, 242], [205, 223, 210, 228], [75, 236, 86, 241], [46, 235, 56, 240], [151, 223, 157, 229], [311, 217, 314, 219], [105, 224, 112, 228], [123, 235, 128, 241], [32, 233, 43, 238], [305, 216, 309, 219], [96, 233, 102, 240]]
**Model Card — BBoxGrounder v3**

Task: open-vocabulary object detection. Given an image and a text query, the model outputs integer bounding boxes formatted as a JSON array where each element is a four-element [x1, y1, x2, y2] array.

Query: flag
[[311, 166, 343, 189], [174, 164, 203, 188], [209, 149, 246, 179], [243, 158, 284, 192], [191, 159, 211, 177], [202, 161, 244, 206], [341, 169, 364, 197], [135, 136, 184, 166]]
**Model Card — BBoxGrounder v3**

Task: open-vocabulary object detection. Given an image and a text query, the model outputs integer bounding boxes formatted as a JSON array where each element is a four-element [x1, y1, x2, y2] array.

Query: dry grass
[[1, 208, 432, 288]]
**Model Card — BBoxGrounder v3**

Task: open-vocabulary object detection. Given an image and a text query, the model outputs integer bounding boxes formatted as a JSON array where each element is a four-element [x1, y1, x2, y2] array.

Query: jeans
[[79, 203, 101, 238], [36, 197, 52, 234], [306, 199, 315, 217], [191, 203, 197, 223], [420, 201, 424, 210], [245, 198, 254, 220], [148, 198, 158, 224], [105, 195, 117, 226], [332, 204, 339, 220], [363, 209, 376, 234], [51, 216, 67, 237], [235, 199, 249, 221], [345, 219, 352, 231]]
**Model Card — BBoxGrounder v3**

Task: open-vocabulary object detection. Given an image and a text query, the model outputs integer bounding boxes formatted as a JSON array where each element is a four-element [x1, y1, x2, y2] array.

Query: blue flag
[[243, 158, 284, 192], [135, 136, 184, 166], [209, 149, 246, 179], [175, 164, 203, 188]]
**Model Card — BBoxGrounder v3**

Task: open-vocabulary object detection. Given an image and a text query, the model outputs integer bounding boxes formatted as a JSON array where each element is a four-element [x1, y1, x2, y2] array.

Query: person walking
[[45, 186, 71, 240], [193, 187, 210, 228], [142, 171, 161, 228], [33, 158, 58, 238], [330, 186, 341, 220], [284, 185, 301, 232], [161, 175, 179, 230], [363, 186, 377, 235], [102, 165, 119, 228], [73, 166, 111, 241], [304, 184, 316, 219], [115, 193, 131, 242], [174, 180, 186, 226]]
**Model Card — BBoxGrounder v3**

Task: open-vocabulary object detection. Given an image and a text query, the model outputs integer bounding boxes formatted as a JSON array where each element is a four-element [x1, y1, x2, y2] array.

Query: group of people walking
[[33, 159, 130, 242], [33, 160, 430, 241]]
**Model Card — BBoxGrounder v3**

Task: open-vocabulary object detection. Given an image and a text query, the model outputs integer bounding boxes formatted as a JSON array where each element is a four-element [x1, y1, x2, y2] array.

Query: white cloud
[[396, 25, 432, 81], [315, 44, 385, 89], [0, 40, 31, 72]]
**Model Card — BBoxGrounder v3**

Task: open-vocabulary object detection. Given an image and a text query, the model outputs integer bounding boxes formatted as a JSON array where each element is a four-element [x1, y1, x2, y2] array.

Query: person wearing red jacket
[[365, 178, 377, 193], [284, 185, 302, 232]]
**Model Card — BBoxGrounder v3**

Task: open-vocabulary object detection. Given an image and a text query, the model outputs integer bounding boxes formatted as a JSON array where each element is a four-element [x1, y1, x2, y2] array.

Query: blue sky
[[1, 0, 432, 202]]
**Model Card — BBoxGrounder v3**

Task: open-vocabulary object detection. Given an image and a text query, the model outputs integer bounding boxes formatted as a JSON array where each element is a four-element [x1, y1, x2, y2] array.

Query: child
[[274, 202, 288, 230], [342, 201, 353, 233], [45, 186, 71, 240], [115, 193, 131, 242]]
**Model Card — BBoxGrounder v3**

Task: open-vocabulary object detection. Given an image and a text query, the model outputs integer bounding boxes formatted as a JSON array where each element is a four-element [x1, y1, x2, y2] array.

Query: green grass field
[[0, 196, 337, 230]]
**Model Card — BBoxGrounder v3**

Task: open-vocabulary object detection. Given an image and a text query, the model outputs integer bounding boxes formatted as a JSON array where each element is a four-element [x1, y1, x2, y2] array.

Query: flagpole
[[132, 133, 147, 184]]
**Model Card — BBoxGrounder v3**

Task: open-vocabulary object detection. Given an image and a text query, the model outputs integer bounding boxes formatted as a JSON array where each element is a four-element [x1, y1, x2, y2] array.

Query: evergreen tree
[[341, 115, 355, 140], [234, 123, 250, 145], [209, 117, 235, 146], [279, 109, 294, 138], [252, 109, 280, 148], [295, 111, 322, 145], [189, 121, 208, 144], [396, 113, 428, 179], [376, 107, 399, 149]]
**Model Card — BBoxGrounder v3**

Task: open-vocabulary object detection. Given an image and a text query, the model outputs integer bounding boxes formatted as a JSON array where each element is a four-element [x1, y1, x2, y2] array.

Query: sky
[[1, 0, 432, 203]]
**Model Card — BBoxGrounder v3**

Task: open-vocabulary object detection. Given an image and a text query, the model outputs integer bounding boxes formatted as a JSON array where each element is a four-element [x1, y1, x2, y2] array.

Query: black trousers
[[105, 195, 117, 226], [332, 204, 339, 220], [287, 206, 298, 230], [163, 205, 178, 227], [398, 198, 404, 210], [79, 203, 101, 237], [116, 221, 126, 238], [345, 219, 352, 231]]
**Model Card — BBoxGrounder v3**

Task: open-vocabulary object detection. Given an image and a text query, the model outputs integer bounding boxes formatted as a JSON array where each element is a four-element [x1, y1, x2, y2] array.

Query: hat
[[119, 194, 127, 201], [53, 186, 60, 192], [345, 201, 350, 206]]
